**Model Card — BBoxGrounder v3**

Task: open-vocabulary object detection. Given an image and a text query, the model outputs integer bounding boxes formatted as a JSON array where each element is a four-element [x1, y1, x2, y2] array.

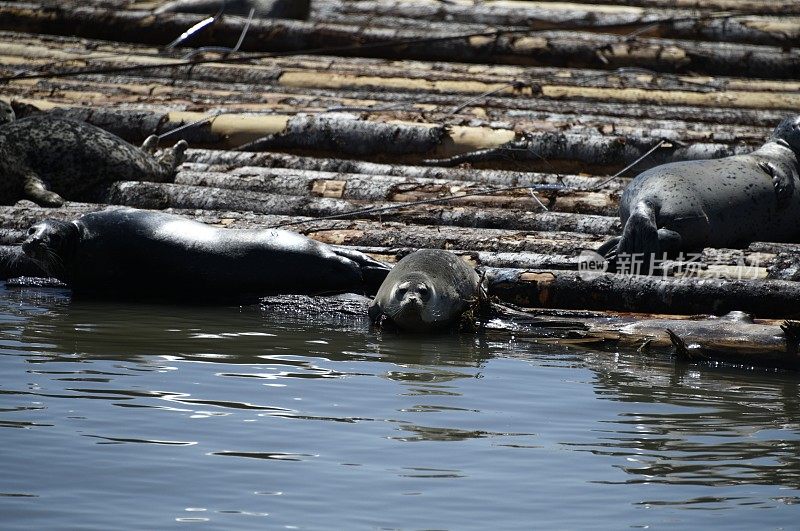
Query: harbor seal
[[0, 114, 187, 207], [154, 0, 310, 18], [21, 207, 390, 301], [599, 115, 800, 263], [368, 249, 483, 332]]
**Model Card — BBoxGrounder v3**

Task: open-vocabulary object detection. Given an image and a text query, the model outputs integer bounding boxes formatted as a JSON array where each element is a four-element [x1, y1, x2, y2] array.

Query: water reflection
[[3, 282, 800, 524], [573, 350, 800, 493]]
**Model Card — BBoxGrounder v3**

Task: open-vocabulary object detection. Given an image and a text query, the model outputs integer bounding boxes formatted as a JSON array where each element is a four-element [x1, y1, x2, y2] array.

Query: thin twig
[[591, 139, 668, 189]]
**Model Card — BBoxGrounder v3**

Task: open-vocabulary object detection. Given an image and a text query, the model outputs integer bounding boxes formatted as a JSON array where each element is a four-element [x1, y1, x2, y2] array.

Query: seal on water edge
[[154, 0, 310, 18], [368, 249, 483, 332], [598, 115, 800, 263], [20, 207, 390, 301], [0, 111, 187, 207]]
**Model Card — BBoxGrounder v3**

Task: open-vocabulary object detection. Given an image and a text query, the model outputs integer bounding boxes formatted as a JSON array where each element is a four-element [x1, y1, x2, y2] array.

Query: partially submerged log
[[487, 268, 800, 318], [1, 4, 798, 78]]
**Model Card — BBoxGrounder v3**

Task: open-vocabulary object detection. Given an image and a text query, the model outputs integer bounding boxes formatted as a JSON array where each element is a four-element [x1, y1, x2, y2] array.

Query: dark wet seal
[[598, 115, 800, 266], [0, 102, 187, 207], [369, 249, 484, 333], [154, 0, 310, 19], [20, 207, 390, 302]]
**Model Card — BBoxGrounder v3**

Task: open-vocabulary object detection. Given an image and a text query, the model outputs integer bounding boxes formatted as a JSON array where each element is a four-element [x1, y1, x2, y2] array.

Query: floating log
[[0, 4, 797, 78], [487, 268, 800, 318], [312, 0, 800, 46], [524, 0, 800, 16]]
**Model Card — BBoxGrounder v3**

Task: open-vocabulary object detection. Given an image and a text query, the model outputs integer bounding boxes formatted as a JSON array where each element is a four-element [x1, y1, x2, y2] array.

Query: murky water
[[1, 282, 799, 530]]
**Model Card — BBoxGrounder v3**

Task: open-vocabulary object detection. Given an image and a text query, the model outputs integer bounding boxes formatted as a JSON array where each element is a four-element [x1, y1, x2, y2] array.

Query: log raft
[[2, 1, 800, 367]]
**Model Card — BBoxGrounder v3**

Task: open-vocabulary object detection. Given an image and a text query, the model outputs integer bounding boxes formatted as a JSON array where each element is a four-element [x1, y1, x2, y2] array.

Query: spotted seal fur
[[0, 109, 187, 207], [599, 115, 800, 262], [368, 249, 482, 332]]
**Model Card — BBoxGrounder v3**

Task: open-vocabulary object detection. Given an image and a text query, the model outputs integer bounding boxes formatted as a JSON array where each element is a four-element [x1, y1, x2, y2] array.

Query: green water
[[1, 282, 799, 530]]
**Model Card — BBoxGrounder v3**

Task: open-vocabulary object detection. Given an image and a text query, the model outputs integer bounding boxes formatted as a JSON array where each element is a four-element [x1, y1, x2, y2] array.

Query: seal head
[[21, 219, 79, 279], [369, 249, 481, 332], [770, 115, 800, 154]]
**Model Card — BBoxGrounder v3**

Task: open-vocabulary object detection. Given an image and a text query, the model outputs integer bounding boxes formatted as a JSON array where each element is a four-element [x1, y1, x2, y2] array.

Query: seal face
[[21, 207, 389, 301], [0, 114, 187, 207], [368, 249, 481, 332], [599, 115, 800, 263]]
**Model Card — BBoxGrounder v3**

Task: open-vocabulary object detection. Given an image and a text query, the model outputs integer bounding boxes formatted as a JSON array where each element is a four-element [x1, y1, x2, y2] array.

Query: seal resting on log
[[599, 115, 800, 263], [154, 0, 310, 19], [20, 207, 390, 301], [368, 249, 483, 332], [0, 105, 187, 207]]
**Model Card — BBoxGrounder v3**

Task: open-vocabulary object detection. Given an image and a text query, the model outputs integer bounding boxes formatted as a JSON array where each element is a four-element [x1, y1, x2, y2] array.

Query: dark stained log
[[105, 181, 621, 234], [486, 268, 800, 318], [311, 0, 800, 47], [0, 4, 797, 78]]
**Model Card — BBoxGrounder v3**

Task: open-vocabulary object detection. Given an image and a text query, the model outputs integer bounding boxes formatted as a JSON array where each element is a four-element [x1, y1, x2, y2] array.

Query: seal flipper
[[23, 171, 64, 207], [758, 160, 795, 208], [618, 200, 660, 260], [331, 246, 392, 293], [597, 236, 620, 259]]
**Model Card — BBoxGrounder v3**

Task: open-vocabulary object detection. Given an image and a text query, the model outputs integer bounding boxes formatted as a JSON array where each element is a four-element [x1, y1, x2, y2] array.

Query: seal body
[[21, 208, 389, 301], [0, 115, 187, 207], [154, 0, 310, 18], [368, 249, 481, 332], [600, 115, 800, 260]]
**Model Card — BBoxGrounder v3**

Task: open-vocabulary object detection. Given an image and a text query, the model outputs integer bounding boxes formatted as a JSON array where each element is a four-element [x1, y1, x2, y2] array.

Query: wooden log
[[173, 167, 622, 216], [521, 0, 800, 16], [4, 74, 783, 144], [181, 152, 618, 189], [105, 180, 621, 234], [312, 0, 800, 46], [4, 32, 799, 114], [486, 268, 800, 318], [0, 4, 797, 78]]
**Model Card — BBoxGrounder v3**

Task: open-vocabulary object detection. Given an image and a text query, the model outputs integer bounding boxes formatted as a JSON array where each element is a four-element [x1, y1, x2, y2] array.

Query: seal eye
[[417, 284, 431, 301], [27, 227, 36, 236], [395, 286, 407, 300]]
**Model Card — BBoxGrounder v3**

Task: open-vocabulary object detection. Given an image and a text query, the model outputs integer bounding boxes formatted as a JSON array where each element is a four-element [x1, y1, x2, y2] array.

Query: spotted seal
[[21, 207, 390, 301], [0, 111, 187, 207], [599, 115, 800, 262], [368, 249, 483, 332], [154, 0, 310, 18]]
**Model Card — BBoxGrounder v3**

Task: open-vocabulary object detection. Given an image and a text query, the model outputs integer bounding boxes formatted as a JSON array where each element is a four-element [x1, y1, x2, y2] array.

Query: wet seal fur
[[21, 207, 389, 301], [0, 104, 187, 207], [368, 249, 484, 332], [154, 0, 310, 18], [599, 115, 800, 262]]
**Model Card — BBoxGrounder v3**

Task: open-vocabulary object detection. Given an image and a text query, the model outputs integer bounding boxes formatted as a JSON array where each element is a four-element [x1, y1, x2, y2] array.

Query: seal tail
[[618, 200, 660, 265]]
